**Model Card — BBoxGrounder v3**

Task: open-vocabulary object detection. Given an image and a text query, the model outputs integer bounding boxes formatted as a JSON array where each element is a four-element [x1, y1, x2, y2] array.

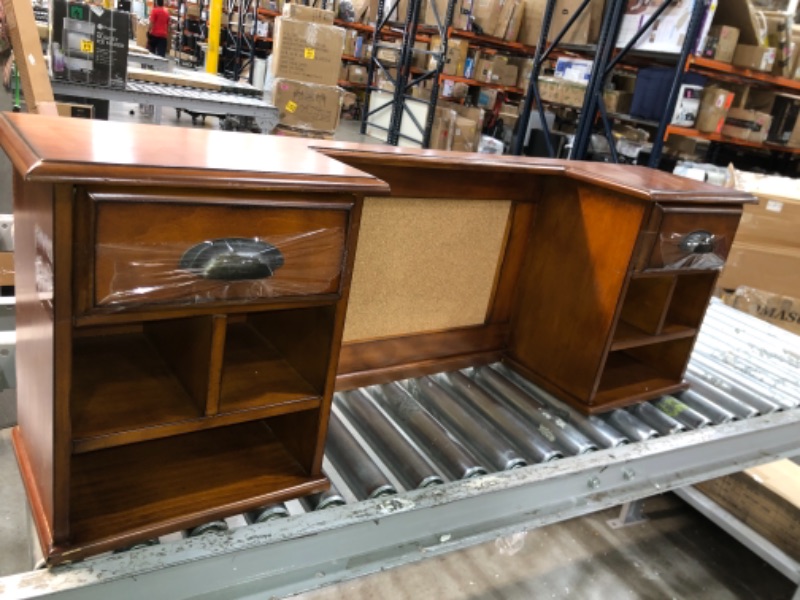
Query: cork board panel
[[343, 197, 512, 342]]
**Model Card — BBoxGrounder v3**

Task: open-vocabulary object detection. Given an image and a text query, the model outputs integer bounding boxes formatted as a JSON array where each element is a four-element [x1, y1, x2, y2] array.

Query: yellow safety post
[[206, 0, 223, 73]]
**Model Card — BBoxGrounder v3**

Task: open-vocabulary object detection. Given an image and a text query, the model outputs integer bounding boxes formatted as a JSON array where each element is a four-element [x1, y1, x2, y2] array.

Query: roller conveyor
[[2, 299, 800, 599], [50, 80, 278, 132]]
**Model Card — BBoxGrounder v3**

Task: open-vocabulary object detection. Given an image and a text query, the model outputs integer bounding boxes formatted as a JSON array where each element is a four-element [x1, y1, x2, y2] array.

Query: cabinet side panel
[[12, 176, 64, 544], [508, 178, 646, 403]]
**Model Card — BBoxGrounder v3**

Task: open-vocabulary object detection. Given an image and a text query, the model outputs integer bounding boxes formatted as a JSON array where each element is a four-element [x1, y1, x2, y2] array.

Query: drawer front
[[636, 205, 742, 271], [93, 200, 349, 307]]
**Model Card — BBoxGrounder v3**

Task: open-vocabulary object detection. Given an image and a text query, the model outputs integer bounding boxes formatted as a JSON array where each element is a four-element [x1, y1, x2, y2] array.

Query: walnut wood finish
[[92, 199, 348, 307], [1, 113, 754, 563], [509, 178, 648, 403]]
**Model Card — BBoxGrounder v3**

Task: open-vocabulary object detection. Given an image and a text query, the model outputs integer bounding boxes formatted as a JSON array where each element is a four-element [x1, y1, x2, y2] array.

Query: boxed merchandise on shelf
[[347, 64, 368, 84], [767, 93, 800, 147], [492, 0, 524, 41], [516, 57, 534, 89], [603, 89, 632, 114], [423, 0, 469, 29], [271, 12, 345, 86], [721, 107, 772, 142], [732, 44, 777, 72], [412, 41, 428, 69], [477, 87, 499, 108], [272, 78, 343, 133], [376, 41, 402, 66], [695, 86, 735, 133], [452, 116, 480, 151], [50, 0, 129, 88], [441, 79, 470, 99], [538, 76, 586, 108], [429, 105, 458, 150], [429, 36, 469, 76], [616, 0, 697, 53], [519, 0, 601, 46], [700, 25, 740, 63]]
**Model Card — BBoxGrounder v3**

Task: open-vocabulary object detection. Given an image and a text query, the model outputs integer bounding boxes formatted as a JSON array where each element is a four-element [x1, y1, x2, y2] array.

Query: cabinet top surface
[[0, 113, 389, 193], [0, 113, 754, 204]]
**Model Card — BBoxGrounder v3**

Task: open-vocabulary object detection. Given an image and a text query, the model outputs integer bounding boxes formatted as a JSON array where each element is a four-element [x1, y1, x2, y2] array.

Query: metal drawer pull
[[180, 238, 285, 281], [679, 230, 715, 254]]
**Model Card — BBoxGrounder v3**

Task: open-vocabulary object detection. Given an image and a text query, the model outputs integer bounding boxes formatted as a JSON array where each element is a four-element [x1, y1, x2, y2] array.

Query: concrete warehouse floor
[[0, 90, 796, 599]]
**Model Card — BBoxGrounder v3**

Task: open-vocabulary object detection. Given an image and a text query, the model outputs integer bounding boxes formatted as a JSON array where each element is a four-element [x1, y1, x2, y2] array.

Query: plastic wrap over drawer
[[658, 230, 728, 270], [93, 202, 348, 308]]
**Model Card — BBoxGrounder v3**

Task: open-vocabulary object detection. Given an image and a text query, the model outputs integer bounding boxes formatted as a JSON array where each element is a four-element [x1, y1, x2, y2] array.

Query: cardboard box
[[767, 93, 800, 148], [516, 57, 534, 89], [344, 29, 357, 55], [441, 79, 470, 99], [718, 242, 800, 298], [723, 287, 800, 337], [271, 17, 345, 86], [472, 0, 500, 36], [56, 102, 94, 118], [734, 190, 800, 250], [492, 0, 524, 41], [186, 2, 201, 18], [603, 89, 632, 114], [519, 0, 593, 46], [492, 64, 518, 87], [430, 106, 457, 150], [445, 39, 469, 76], [376, 41, 402, 66], [474, 54, 494, 83], [695, 86, 735, 133], [135, 19, 148, 48], [424, 0, 469, 29], [452, 116, 479, 152], [722, 108, 772, 142], [412, 41, 428, 70], [272, 78, 342, 132], [538, 76, 586, 108], [281, 3, 335, 23], [347, 64, 368, 84], [733, 45, 777, 72], [701, 25, 740, 63], [477, 87, 499, 108], [696, 460, 800, 562], [50, 1, 129, 89]]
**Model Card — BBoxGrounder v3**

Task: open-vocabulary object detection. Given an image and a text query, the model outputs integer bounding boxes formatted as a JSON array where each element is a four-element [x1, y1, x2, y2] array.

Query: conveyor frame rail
[[50, 80, 278, 132], [1, 302, 799, 598]]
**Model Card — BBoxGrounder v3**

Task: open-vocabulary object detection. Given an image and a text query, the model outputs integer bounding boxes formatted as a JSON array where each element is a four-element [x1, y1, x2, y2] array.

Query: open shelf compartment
[[596, 337, 695, 407], [68, 419, 328, 559]]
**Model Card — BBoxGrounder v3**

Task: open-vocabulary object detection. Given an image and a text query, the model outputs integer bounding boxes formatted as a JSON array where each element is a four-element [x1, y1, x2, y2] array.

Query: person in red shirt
[[148, 0, 170, 57]]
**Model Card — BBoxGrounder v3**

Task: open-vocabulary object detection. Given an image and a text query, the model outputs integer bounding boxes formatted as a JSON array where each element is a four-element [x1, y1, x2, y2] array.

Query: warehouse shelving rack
[[360, 0, 456, 146]]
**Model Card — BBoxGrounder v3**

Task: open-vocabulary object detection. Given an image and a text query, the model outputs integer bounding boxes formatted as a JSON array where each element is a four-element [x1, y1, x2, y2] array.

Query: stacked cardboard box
[[718, 170, 800, 334], [50, 0, 129, 89], [270, 4, 345, 136]]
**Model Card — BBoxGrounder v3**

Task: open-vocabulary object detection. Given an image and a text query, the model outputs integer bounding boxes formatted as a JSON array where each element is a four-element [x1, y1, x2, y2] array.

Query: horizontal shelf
[[339, 79, 368, 89], [342, 54, 366, 63], [440, 74, 524, 93], [687, 55, 800, 93], [68, 421, 327, 560], [611, 321, 697, 351], [219, 322, 321, 413], [666, 125, 800, 155], [595, 352, 687, 407], [448, 28, 535, 56]]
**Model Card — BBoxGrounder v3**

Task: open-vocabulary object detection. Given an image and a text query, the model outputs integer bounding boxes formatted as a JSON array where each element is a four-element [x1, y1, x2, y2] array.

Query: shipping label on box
[[271, 18, 345, 86], [51, 1, 129, 88], [273, 78, 343, 132]]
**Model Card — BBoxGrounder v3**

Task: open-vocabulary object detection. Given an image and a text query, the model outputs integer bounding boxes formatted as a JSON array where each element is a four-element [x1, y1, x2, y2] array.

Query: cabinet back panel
[[342, 197, 512, 342]]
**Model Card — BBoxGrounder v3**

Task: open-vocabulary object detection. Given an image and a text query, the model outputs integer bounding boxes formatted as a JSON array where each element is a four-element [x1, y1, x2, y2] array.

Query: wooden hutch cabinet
[[0, 113, 753, 565]]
